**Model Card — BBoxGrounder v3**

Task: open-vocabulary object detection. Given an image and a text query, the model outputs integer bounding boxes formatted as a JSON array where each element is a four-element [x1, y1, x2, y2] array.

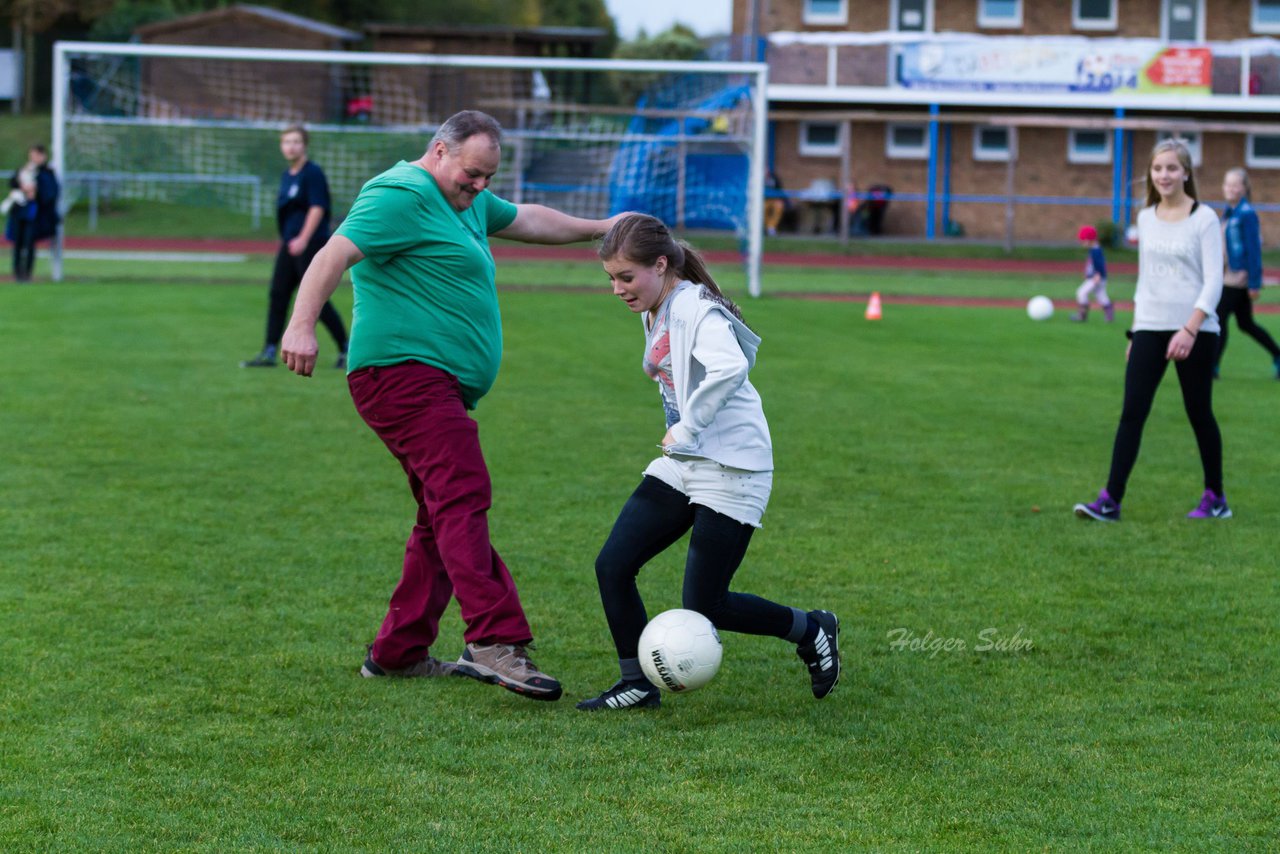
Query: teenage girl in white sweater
[[576, 214, 841, 711], [1075, 139, 1229, 522]]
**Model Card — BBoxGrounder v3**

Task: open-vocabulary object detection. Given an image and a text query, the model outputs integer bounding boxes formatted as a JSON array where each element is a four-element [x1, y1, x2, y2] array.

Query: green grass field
[[3, 255, 1279, 850]]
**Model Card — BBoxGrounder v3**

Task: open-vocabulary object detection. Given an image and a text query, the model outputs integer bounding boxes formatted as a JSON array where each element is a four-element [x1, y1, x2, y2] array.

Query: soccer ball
[[638, 609, 722, 692], [1027, 295, 1054, 321]]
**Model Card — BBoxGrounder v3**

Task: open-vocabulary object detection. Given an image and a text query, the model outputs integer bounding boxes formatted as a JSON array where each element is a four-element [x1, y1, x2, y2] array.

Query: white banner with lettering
[[895, 38, 1211, 95]]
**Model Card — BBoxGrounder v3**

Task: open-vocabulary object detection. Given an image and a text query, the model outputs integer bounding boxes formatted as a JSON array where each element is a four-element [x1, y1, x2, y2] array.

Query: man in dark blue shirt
[[242, 125, 348, 368]]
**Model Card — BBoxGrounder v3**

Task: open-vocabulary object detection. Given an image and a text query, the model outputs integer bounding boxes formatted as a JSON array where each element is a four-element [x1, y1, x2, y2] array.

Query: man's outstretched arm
[[495, 205, 633, 245]]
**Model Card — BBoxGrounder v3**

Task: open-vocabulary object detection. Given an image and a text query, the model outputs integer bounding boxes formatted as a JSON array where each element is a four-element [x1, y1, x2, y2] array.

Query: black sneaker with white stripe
[[796, 610, 840, 699], [575, 679, 661, 711]]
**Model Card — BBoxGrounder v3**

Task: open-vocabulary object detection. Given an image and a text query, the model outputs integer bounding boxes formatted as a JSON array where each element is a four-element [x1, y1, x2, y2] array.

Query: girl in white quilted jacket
[[576, 214, 840, 712]]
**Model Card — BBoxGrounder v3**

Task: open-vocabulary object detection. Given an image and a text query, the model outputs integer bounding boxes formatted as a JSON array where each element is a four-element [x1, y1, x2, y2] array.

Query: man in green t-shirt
[[281, 111, 628, 702]]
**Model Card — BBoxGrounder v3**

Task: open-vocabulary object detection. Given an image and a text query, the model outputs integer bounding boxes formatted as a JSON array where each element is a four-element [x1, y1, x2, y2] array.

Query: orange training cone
[[865, 291, 883, 321]]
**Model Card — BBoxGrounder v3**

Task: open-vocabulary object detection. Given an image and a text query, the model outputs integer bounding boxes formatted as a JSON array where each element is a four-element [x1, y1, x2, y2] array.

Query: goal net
[[52, 42, 767, 294]]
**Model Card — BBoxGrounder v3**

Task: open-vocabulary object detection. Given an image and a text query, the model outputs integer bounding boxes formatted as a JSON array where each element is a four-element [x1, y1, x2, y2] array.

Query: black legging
[[11, 216, 35, 281], [1216, 286, 1280, 367], [594, 475, 794, 660], [264, 242, 347, 350], [1106, 329, 1222, 503]]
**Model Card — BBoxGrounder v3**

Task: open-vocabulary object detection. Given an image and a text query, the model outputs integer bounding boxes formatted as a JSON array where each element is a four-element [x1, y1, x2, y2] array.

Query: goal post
[[52, 41, 768, 295]]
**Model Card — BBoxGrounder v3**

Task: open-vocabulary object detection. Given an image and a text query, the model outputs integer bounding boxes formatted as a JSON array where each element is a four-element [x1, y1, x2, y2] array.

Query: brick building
[[132, 8, 605, 127], [136, 5, 361, 122], [736, 0, 1280, 243], [362, 25, 607, 126]]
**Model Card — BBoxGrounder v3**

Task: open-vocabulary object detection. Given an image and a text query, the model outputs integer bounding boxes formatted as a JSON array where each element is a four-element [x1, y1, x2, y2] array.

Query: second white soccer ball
[[1027, 295, 1055, 321], [638, 609, 722, 692]]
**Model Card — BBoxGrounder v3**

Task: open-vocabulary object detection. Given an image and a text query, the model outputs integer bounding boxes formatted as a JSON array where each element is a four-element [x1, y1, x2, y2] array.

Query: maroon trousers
[[348, 362, 533, 669]]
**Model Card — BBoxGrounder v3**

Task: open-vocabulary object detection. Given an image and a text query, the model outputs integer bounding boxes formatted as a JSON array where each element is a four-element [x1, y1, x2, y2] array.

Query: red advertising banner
[[1142, 47, 1212, 91]]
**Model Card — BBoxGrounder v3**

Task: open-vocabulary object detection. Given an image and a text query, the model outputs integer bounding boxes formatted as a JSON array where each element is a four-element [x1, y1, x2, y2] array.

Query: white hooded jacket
[[654, 283, 773, 472]]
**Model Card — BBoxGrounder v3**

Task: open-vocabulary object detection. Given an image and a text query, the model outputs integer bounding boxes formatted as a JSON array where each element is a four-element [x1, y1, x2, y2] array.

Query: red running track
[[63, 236, 1137, 275], [59, 236, 1280, 313]]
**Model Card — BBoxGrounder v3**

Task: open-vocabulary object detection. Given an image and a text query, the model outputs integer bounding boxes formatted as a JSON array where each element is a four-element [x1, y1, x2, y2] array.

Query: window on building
[[1074, 0, 1117, 30], [1068, 129, 1113, 164], [804, 0, 848, 25], [973, 126, 1012, 162], [1158, 130, 1202, 167], [800, 122, 842, 157], [1254, 0, 1280, 33], [1246, 133, 1280, 168], [886, 123, 929, 159], [979, 0, 1023, 28], [1162, 0, 1203, 42], [893, 0, 932, 32]]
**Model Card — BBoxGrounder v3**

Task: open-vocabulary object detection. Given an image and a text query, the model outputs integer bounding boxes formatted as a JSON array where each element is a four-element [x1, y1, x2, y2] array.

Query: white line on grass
[[38, 250, 249, 263]]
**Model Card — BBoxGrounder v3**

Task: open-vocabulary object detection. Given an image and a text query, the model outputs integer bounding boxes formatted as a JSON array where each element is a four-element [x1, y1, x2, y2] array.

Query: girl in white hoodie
[[576, 214, 840, 711]]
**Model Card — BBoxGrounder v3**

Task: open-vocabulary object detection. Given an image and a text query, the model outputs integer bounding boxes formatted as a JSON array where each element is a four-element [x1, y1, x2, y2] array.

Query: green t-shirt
[[336, 161, 518, 408]]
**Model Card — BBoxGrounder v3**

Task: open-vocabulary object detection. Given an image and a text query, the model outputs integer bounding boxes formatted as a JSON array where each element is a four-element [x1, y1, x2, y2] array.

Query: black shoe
[[796, 610, 841, 699], [240, 350, 277, 368], [576, 679, 661, 711], [334, 352, 347, 370]]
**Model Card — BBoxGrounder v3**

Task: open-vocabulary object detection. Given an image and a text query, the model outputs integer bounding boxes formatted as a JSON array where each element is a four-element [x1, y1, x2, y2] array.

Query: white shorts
[[1076, 277, 1110, 306], [643, 455, 773, 528]]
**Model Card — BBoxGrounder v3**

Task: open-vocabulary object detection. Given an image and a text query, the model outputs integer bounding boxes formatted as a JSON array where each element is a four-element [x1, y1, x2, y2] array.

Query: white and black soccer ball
[[638, 609, 722, 692]]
